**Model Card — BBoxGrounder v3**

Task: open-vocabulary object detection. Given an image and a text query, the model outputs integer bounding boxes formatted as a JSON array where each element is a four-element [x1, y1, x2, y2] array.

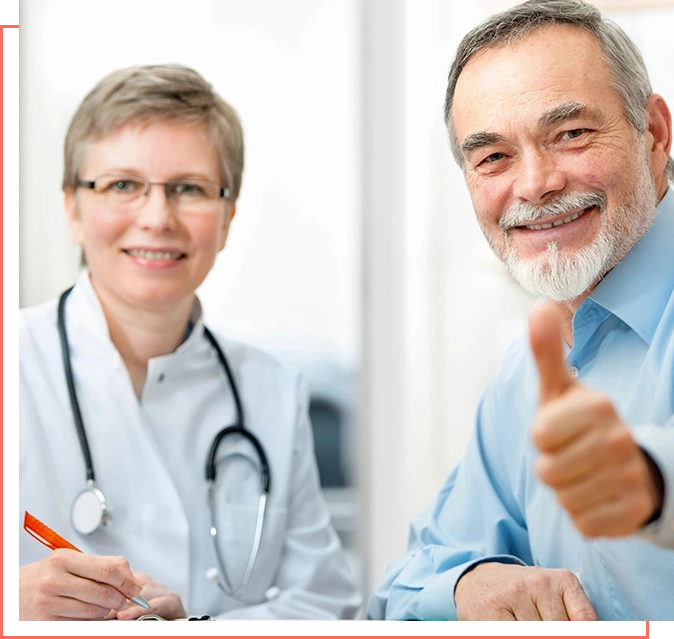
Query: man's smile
[[518, 206, 596, 231]]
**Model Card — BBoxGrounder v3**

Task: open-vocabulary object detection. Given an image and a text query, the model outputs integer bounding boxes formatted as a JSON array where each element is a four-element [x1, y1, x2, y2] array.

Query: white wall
[[360, 0, 537, 595], [18, 0, 674, 608]]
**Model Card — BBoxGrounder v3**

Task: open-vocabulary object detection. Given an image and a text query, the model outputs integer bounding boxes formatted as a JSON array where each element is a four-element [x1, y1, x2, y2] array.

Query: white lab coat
[[19, 272, 362, 619]]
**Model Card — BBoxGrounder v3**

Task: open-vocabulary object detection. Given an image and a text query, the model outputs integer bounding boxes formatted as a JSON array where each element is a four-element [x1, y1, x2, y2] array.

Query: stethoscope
[[57, 286, 272, 601]]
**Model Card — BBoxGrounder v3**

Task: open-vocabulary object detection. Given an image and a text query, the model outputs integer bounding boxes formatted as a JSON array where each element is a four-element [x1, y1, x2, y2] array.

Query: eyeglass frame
[[75, 174, 231, 206]]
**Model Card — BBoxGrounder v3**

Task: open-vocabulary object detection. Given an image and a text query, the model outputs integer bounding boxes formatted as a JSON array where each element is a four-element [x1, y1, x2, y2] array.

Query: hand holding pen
[[118, 571, 187, 621], [20, 512, 150, 621]]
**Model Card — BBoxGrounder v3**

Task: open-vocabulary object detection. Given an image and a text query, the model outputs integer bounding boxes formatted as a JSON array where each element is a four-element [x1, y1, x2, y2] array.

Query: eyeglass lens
[[90, 175, 223, 210]]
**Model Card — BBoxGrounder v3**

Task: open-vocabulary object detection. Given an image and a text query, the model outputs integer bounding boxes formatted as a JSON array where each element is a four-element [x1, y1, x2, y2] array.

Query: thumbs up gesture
[[529, 301, 663, 538]]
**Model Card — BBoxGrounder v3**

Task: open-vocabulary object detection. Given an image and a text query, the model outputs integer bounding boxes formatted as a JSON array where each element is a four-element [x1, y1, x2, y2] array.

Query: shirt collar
[[69, 269, 205, 357], [587, 185, 674, 345], [173, 296, 206, 357], [67, 269, 114, 343]]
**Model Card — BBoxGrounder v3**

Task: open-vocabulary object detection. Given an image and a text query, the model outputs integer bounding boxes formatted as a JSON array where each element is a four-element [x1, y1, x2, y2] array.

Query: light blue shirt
[[368, 188, 674, 621]]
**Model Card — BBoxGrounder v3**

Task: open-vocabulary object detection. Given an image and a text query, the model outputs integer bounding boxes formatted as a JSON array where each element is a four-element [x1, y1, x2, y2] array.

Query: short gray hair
[[63, 64, 245, 199], [444, 0, 674, 180]]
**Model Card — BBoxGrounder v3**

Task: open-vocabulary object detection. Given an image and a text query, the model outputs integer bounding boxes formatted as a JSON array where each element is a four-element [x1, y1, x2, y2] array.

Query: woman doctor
[[19, 64, 361, 620]]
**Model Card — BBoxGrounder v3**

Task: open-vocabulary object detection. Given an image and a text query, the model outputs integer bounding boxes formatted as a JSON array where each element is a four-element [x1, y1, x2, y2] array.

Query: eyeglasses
[[76, 174, 230, 212]]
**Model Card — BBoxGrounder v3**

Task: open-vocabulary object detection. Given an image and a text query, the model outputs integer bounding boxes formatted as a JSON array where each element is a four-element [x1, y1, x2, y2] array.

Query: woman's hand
[[19, 550, 144, 620], [114, 571, 186, 620]]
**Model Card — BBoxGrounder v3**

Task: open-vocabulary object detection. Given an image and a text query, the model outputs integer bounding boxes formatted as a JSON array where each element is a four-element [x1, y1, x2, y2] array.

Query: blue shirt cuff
[[633, 423, 674, 549], [414, 555, 527, 620]]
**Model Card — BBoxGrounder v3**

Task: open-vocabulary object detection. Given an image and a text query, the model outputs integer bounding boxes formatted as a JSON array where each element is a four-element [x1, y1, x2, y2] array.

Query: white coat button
[[569, 366, 579, 378]]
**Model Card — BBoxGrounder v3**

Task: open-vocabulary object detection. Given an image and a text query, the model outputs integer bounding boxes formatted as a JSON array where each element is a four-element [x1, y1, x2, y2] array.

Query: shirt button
[[158, 373, 165, 382], [569, 366, 580, 379]]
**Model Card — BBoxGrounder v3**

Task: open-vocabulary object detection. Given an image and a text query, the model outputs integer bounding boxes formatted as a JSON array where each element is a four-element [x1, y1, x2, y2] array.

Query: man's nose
[[512, 148, 566, 204]]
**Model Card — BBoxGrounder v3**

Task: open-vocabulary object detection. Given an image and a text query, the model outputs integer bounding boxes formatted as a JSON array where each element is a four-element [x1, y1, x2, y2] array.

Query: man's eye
[[480, 152, 505, 164], [561, 128, 586, 140]]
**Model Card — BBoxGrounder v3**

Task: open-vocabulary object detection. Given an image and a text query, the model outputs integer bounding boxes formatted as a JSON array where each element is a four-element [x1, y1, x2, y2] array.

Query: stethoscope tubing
[[58, 287, 96, 483], [203, 328, 271, 492]]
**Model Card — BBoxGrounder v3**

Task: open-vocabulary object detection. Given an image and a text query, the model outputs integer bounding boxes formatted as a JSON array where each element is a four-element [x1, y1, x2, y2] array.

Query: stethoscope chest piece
[[70, 482, 112, 535]]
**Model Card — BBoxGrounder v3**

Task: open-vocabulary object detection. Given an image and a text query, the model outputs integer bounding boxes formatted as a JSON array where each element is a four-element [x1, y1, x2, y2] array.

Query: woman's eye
[[173, 183, 204, 196], [109, 180, 139, 192]]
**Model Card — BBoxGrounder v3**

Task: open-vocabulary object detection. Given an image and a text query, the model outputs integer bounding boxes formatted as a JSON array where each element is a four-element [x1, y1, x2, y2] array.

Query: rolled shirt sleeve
[[368, 382, 534, 620]]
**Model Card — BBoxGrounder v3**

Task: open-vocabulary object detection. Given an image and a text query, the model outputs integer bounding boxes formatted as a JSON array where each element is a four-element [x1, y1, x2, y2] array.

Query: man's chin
[[511, 277, 588, 302], [500, 226, 622, 302], [504, 256, 604, 302]]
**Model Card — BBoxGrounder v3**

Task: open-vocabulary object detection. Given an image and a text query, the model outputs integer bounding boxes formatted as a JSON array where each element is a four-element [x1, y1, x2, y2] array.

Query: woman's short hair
[[63, 64, 245, 199]]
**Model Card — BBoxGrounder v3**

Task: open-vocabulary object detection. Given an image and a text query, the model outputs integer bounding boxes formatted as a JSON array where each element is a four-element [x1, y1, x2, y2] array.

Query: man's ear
[[644, 94, 672, 183], [64, 189, 84, 245]]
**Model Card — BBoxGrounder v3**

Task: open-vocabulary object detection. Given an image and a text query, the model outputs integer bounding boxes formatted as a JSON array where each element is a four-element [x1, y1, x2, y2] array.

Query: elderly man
[[369, 0, 673, 621]]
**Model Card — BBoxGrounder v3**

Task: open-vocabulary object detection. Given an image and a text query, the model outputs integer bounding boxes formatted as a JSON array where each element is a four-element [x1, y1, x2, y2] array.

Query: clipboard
[[105, 613, 217, 623]]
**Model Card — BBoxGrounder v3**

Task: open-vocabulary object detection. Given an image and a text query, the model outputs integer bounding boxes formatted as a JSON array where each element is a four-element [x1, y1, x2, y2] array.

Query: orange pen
[[23, 511, 151, 610]]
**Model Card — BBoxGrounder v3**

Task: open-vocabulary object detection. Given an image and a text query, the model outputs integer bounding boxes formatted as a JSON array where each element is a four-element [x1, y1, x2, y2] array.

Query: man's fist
[[528, 301, 662, 537]]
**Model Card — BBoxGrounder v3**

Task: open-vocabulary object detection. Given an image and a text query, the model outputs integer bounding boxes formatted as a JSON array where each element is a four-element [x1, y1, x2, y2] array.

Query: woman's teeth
[[524, 207, 591, 230], [125, 249, 183, 260]]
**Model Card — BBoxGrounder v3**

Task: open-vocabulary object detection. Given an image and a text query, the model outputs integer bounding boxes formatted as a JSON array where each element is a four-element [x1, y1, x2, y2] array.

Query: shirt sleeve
[[367, 383, 533, 620], [634, 416, 674, 549], [215, 376, 362, 620]]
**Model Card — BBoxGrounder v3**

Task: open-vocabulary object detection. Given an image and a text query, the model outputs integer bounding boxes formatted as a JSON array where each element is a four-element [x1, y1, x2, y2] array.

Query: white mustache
[[499, 191, 607, 233]]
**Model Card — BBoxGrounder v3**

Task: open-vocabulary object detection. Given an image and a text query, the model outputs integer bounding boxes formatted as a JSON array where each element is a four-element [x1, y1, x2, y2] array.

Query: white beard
[[495, 151, 658, 302]]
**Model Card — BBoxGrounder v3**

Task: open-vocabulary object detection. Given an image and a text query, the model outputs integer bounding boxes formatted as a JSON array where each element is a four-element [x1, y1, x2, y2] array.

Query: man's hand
[[529, 301, 662, 537], [19, 550, 144, 620], [455, 562, 597, 620]]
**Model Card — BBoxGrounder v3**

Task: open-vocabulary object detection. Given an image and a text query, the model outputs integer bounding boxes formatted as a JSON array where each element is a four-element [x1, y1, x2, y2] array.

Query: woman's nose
[[134, 184, 178, 231]]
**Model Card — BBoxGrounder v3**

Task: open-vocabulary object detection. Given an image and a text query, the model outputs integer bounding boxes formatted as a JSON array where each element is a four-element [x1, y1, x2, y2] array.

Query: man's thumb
[[529, 301, 573, 403]]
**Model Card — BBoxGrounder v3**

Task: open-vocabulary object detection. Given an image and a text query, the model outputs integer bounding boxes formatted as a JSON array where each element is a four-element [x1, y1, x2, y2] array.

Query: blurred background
[[19, 0, 674, 617]]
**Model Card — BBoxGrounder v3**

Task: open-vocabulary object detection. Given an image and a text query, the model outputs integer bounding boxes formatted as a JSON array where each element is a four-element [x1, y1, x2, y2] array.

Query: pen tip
[[131, 593, 152, 609]]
